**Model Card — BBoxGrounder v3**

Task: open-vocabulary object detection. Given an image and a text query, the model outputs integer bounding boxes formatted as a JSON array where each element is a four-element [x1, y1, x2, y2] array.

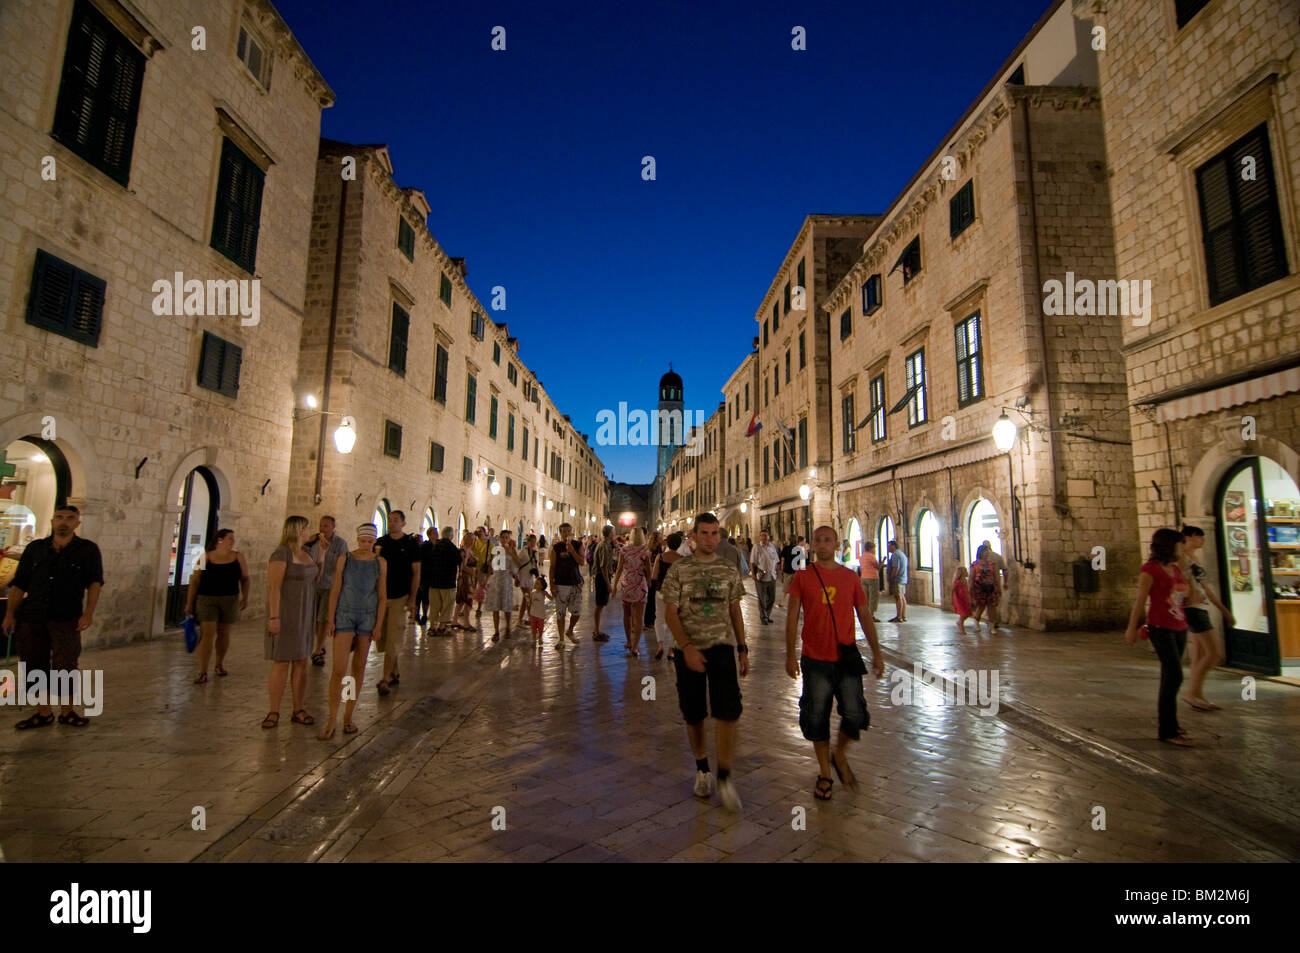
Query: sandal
[[16, 712, 56, 730], [654, 648, 664, 660], [261, 712, 279, 729], [1161, 735, 1193, 747], [311, 650, 326, 667], [814, 776, 834, 800], [215, 665, 229, 677], [318, 725, 336, 740], [343, 722, 358, 734], [291, 709, 315, 726], [389, 672, 399, 686], [57, 711, 90, 727], [831, 750, 858, 791], [1184, 697, 1217, 712], [376, 680, 390, 696], [193, 672, 208, 685]]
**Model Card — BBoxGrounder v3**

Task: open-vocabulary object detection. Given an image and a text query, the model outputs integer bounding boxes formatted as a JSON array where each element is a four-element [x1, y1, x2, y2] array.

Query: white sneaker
[[717, 777, 743, 813], [693, 770, 715, 798]]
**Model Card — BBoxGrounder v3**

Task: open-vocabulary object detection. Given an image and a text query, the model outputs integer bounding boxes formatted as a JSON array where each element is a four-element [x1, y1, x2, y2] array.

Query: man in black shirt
[[372, 511, 420, 694], [415, 532, 435, 625], [549, 522, 585, 646], [3, 505, 103, 728], [426, 526, 462, 635]]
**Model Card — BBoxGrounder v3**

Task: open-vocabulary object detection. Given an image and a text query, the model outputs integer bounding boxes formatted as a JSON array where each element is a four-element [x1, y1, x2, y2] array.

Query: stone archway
[[0, 412, 95, 517]]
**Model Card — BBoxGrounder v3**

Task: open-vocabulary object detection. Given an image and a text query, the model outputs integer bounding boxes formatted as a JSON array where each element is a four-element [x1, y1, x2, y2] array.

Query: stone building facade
[[719, 347, 760, 539], [0, 0, 332, 643], [1082, 0, 1300, 670], [753, 215, 878, 545], [285, 141, 608, 547], [824, 0, 1137, 630]]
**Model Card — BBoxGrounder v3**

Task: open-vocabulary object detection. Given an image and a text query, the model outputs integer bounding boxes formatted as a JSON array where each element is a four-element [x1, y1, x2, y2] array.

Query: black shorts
[[594, 574, 610, 607], [1185, 606, 1213, 633], [674, 644, 742, 724]]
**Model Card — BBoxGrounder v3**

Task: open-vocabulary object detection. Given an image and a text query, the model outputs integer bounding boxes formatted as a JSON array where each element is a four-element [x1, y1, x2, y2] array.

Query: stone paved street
[[1, 577, 1296, 862]]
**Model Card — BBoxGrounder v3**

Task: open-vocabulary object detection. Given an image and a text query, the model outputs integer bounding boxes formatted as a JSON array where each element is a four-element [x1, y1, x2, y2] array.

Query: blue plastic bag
[[181, 614, 200, 653]]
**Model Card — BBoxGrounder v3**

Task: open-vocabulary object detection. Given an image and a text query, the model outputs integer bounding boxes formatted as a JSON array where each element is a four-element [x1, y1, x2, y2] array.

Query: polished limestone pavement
[[0, 578, 1295, 862]]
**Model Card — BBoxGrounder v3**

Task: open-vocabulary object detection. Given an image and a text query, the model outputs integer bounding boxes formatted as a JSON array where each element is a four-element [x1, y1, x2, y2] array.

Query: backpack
[[972, 559, 997, 595]]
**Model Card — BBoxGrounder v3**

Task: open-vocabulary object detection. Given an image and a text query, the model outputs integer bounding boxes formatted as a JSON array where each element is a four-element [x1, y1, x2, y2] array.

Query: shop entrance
[[965, 497, 1002, 565], [917, 509, 942, 604], [846, 518, 863, 569], [165, 466, 219, 627], [1, 437, 73, 595], [1215, 456, 1300, 676]]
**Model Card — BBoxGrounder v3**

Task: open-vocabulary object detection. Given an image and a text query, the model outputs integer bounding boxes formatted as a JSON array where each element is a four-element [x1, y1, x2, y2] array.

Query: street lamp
[[992, 411, 1018, 452], [740, 502, 747, 513], [333, 416, 356, 454], [546, 500, 554, 510], [489, 479, 501, 495], [798, 483, 811, 501]]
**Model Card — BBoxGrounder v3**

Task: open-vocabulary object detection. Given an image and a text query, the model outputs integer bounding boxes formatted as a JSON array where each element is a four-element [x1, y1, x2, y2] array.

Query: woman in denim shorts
[[319, 523, 386, 739]]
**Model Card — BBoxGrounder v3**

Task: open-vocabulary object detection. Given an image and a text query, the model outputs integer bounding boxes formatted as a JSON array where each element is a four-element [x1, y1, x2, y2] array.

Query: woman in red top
[[1123, 528, 1191, 746], [952, 565, 972, 630]]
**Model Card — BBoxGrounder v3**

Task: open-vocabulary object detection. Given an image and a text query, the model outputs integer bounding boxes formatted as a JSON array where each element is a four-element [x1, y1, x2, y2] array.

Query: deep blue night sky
[[272, 0, 1051, 483]]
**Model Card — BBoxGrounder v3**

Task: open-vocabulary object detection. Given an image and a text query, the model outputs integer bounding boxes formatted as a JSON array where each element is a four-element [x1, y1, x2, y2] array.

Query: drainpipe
[[313, 175, 349, 504], [1163, 420, 1182, 526], [1021, 95, 1068, 518]]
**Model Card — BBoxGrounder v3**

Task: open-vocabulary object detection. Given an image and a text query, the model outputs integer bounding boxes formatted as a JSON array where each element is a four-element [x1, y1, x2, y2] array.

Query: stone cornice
[[753, 215, 874, 324], [246, 0, 336, 107], [823, 85, 1099, 314]]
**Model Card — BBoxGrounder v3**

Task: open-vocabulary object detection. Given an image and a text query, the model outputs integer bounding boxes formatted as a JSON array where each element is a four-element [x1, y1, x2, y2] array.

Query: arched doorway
[[456, 512, 466, 542], [846, 518, 863, 569], [965, 497, 1002, 565], [1215, 455, 1300, 675], [875, 515, 894, 558], [164, 466, 219, 626], [917, 509, 942, 603], [0, 437, 72, 552], [421, 506, 437, 541], [373, 498, 391, 536]]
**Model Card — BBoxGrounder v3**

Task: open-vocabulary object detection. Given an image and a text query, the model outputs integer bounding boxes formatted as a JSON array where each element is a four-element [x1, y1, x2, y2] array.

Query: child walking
[[528, 571, 550, 642], [952, 565, 972, 630]]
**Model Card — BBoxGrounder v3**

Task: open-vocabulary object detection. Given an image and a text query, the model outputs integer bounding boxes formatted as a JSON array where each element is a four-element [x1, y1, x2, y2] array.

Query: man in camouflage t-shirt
[[662, 512, 750, 812]]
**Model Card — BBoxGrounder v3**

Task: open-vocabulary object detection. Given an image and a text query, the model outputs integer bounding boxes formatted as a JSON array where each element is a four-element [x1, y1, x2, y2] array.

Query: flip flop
[[343, 722, 358, 734], [16, 712, 56, 730]]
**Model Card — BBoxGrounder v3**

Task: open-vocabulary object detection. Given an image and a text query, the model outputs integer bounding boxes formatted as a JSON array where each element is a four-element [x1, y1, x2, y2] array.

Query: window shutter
[[430, 442, 445, 472], [27, 250, 105, 347], [1198, 156, 1240, 304], [1231, 128, 1286, 292], [389, 302, 409, 375], [211, 138, 264, 272], [197, 331, 240, 397]]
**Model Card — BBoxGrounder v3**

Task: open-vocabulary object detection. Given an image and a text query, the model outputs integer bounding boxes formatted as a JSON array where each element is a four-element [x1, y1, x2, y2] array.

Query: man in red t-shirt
[[785, 525, 883, 801]]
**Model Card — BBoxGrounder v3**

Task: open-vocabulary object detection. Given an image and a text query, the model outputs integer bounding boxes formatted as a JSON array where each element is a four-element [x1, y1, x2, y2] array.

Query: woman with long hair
[[263, 515, 318, 728], [1179, 525, 1234, 711], [451, 531, 478, 631], [1124, 528, 1192, 746], [185, 529, 250, 683], [611, 526, 651, 656], [643, 530, 664, 629], [319, 523, 386, 739], [651, 531, 684, 660]]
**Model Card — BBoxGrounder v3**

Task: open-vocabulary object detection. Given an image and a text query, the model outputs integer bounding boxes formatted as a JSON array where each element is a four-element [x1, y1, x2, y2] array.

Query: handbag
[[811, 563, 867, 676]]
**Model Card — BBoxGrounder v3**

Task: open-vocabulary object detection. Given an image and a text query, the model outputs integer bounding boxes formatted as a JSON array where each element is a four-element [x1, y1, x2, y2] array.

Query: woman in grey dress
[[263, 515, 318, 728]]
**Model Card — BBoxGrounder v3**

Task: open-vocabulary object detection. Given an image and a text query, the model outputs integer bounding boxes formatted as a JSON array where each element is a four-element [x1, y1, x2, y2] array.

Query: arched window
[[456, 512, 466, 541], [965, 498, 1001, 565], [846, 518, 863, 568], [876, 515, 895, 557], [421, 506, 437, 539], [373, 498, 391, 536]]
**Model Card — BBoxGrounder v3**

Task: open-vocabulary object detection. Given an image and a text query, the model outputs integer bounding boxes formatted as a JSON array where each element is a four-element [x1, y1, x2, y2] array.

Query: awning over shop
[[1155, 365, 1300, 423]]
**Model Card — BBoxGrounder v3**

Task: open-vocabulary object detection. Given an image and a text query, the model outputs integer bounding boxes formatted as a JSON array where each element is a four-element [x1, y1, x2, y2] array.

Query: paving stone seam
[[878, 643, 1294, 862]]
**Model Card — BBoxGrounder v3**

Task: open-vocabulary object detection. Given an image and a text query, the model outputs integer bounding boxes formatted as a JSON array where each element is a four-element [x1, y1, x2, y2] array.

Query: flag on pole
[[745, 412, 761, 437]]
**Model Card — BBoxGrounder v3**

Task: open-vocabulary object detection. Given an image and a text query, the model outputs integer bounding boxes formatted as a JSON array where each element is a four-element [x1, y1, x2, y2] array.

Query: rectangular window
[[950, 179, 976, 239], [798, 416, 808, 467], [521, 425, 529, 460], [25, 250, 105, 347], [462, 456, 473, 482], [492, 340, 501, 364], [744, 459, 749, 487], [434, 344, 449, 403], [763, 319, 769, 348], [763, 445, 769, 485], [489, 395, 499, 439], [505, 477, 512, 498], [955, 311, 984, 406], [388, 302, 409, 376], [773, 365, 779, 397], [1196, 123, 1288, 306], [841, 393, 856, 453], [764, 377, 769, 407], [840, 308, 852, 340], [429, 441, 445, 472], [508, 363, 518, 385], [236, 21, 273, 90], [439, 273, 452, 307], [783, 281, 791, 316], [905, 349, 927, 427], [894, 236, 922, 285], [784, 349, 791, 383], [772, 302, 779, 333], [507, 413, 515, 451], [744, 383, 749, 410], [210, 137, 265, 273], [1176, 0, 1212, 28], [798, 331, 806, 369], [862, 274, 882, 315], [51, 0, 145, 186], [465, 373, 477, 424], [383, 420, 402, 458], [870, 374, 886, 442], [534, 437, 539, 467], [797, 258, 805, 296], [397, 217, 415, 260], [197, 330, 242, 398], [469, 313, 484, 341]]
